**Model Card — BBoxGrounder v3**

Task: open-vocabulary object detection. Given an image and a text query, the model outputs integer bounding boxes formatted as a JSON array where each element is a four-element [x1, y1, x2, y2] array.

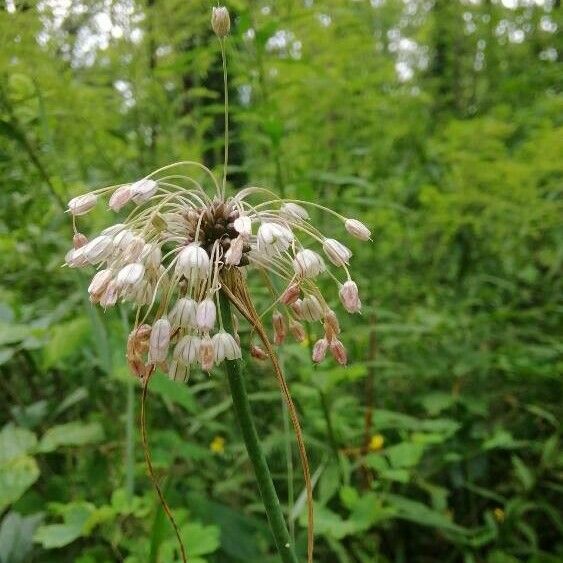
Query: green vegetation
[[0, 1, 561, 562]]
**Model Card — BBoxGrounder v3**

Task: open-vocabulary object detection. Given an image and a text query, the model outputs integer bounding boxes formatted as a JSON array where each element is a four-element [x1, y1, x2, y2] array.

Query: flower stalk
[[219, 290, 299, 563]]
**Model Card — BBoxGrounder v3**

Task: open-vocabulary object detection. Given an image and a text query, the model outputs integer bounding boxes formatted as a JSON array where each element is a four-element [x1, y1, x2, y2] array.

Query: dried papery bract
[[64, 6, 370, 563]]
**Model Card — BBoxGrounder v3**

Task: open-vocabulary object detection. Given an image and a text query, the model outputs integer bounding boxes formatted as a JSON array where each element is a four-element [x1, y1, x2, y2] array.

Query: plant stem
[[219, 291, 299, 563]]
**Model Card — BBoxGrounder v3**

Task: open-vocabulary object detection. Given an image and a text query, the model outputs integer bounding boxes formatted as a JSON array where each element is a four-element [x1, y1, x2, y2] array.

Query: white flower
[[99, 280, 120, 308], [88, 269, 113, 298], [65, 247, 88, 268], [196, 299, 216, 332], [117, 263, 145, 287], [142, 243, 162, 270], [281, 202, 309, 221], [339, 280, 361, 313], [149, 318, 171, 363], [293, 249, 326, 278], [300, 295, 323, 321], [83, 235, 114, 264], [213, 332, 242, 362], [174, 335, 201, 365], [323, 239, 352, 266], [113, 229, 136, 250], [68, 193, 97, 216], [169, 298, 197, 328], [257, 223, 293, 256], [109, 185, 133, 211], [344, 218, 371, 241], [177, 243, 210, 280], [234, 216, 252, 237], [131, 178, 158, 203], [225, 236, 244, 266]]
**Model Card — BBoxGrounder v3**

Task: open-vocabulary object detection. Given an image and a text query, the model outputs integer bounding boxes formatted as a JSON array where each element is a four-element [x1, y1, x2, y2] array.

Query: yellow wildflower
[[493, 507, 505, 522], [369, 434, 385, 451], [210, 436, 225, 454]]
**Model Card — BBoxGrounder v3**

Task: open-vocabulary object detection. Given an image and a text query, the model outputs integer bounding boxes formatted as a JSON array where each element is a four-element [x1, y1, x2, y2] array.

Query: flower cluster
[[65, 166, 369, 380]]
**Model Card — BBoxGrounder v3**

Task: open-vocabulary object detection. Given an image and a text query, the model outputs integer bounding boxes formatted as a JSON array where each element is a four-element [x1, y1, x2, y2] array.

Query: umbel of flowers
[[66, 176, 369, 379]]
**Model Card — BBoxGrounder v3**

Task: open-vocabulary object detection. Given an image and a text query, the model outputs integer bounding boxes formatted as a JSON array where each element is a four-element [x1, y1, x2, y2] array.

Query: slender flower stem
[[220, 38, 229, 197], [219, 291, 299, 563]]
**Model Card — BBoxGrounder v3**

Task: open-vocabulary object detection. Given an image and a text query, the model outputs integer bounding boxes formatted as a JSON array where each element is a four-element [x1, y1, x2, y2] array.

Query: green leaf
[[149, 373, 197, 413], [386, 442, 425, 469], [0, 457, 40, 513], [511, 455, 535, 491], [0, 425, 37, 463], [0, 512, 43, 563], [38, 422, 104, 453], [42, 317, 90, 369]]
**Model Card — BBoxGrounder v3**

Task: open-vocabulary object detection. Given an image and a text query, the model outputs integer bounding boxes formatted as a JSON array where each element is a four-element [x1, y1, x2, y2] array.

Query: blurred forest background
[[0, 0, 562, 562]]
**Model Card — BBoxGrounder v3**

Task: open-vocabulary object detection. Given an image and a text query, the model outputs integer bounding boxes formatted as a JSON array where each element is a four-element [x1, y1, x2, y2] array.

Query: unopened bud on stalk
[[212, 6, 230, 37], [312, 338, 328, 363], [196, 299, 217, 332], [344, 218, 371, 241], [149, 318, 171, 363], [280, 282, 300, 305], [273, 311, 286, 345], [329, 338, 348, 365], [199, 335, 215, 371], [73, 233, 88, 249], [250, 344, 268, 360], [289, 319, 306, 343]]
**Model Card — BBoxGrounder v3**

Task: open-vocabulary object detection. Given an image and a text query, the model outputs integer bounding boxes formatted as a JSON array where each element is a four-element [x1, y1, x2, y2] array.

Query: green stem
[[219, 291, 299, 563]]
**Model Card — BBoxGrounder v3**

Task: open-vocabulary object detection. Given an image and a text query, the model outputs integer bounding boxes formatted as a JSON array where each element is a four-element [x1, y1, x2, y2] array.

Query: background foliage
[[0, 0, 562, 561]]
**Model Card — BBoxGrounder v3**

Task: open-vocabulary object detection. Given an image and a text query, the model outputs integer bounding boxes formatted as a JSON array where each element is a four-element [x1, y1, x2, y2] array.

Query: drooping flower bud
[[323, 309, 341, 340], [109, 185, 133, 211], [149, 318, 171, 364], [73, 233, 88, 249], [113, 229, 135, 249], [257, 223, 293, 256], [196, 299, 216, 332], [99, 279, 120, 308], [213, 331, 242, 363], [211, 6, 230, 37], [344, 218, 371, 241], [199, 335, 215, 371], [225, 235, 244, 266], [122, 235, 145, 262], [273, 311, 286, 345], [142, 243, 162, 270], [83, 235, 114, 264], [329, 338, 348, 365], [177, 243, 210, 281], [339, 280, 361, 313], [323, 238, 352, 267], [293, 249, 326, 278], [289, 299, 303, 319], [289, 319, 306, 343], [88, 269, 113, 300], [281, 202, 309, 221], [280, 282, 300, 305], [117, 263, 145, 287], [169, 298, 197, 329], [65, 247, 88, 268], [250, 344, 268, 360], [300, 295, 323, 322], [174, 335, 201, 365], [312, 338, 329, 363], [131, 178, 158, 203], [102, 223, 126, 237], [67, 193, 97, 216]]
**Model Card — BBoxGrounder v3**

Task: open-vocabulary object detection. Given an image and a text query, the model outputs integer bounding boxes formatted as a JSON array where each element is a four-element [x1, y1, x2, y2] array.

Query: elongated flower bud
[[225, 235, 244, 266], [211, 6, 230, 37], [88, 269, 113, 300], [281, 202, 309, 221], [280, 282, 300, 305], [345, 218, 371, 241], [131, 178, 158, 203], [250, 344, 268, 360], [117, 263, 145, 287], [109, 185, 133, 211], [323, 238, 352, 266], [68, 193, 97, 216], [199, 335, 215, 371], [339, 280, 361, 313], [329, 338, 348, 365], [169, 298, 197, 328], [293, 249, 326, 278], [73, 233, 88, 249], [312, 338, 329, 363], [149, 318, 171, 364], [289, 319, 306, 343], [290, 299, 303, 319], [323, 309, 341, 339], [196, 299, 216, 332], [65, 247, 88, 268], [83, 235, 114, 264], [99, 279, 119, 308], [273, 311, 286, 345]]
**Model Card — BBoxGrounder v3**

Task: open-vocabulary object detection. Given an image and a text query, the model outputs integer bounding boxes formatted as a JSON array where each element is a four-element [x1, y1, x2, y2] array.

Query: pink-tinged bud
[[212, 331, 242, 363], [199, 335, 215, 371], [88, 269, 113, 299], [170, 298, 197, 329], [339, 280, 361, 313], [196, 299, 216, 332], [312, 338, 329, 363], [323, 309, 341, 340], [67, 193, 97, 216], [290, 299, 303, 319], [134, 324, 152, 352], [131, 178, 158, 203], [65, 247, 88, 268], [323, 238, 352, 267], [117, 263, 145, 287], [280, 282, 300, 305], [99, 280, 119, 308], [149, 318, 171, 364], [273, 311, 286, 345], [329, 338, 348, 365], [225, 235, 244, 266], [281, 202, 309, 221], [234, 216, 252, 238], [174, 335, 201, 365], [73, 233, 88, 249], [293, 249, 326, 278], [300, 295, 323, 322], [109, 185, 133, 211], [250, 345, 268, 360], [289, 319, 306, 343], [83, 235, 114, 264], [211, 6, 230, 37], [344, 218, 371, 241]]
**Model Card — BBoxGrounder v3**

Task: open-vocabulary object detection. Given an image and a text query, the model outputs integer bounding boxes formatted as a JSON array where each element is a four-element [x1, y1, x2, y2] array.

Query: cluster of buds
[[65, 168, 369, 378]]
